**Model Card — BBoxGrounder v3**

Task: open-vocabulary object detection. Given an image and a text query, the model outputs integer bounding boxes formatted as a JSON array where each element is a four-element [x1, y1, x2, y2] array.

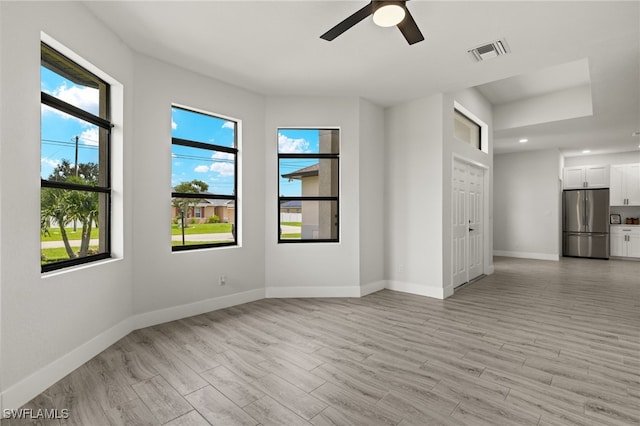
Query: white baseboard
[[360, 280, 386, 296], [1, 318, 133, 411], [265, 286, 362, 298], [493, 250, 559, 261], [133, 288, 265, 329], [266, 280, 387, 299], [386, 280, 445, 299], [1, 288, 265, 411]]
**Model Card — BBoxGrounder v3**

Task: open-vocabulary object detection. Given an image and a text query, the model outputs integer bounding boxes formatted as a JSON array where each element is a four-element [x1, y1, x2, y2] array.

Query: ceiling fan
[[320, 0, 424, 45]]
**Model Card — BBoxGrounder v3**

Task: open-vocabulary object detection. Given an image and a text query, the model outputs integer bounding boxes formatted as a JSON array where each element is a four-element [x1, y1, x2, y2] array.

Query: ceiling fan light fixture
[[373, 3, 406, 27]]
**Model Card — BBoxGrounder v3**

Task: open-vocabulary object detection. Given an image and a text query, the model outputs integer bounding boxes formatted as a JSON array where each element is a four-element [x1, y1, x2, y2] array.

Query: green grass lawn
[[172, 240, 233, 246], [281, 222, 302, 227], [41, 227, 99, 242], [42, 223, 232, 242], [281, 234, 301, 239], [41, 246, 98, 264], [171, 223, 232, 235]]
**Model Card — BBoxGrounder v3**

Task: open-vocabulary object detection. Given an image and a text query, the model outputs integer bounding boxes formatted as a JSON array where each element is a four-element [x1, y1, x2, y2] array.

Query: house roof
[[280, 200, 301, 209], [172, 188, 234, 208], [281, 163, 318, 180]]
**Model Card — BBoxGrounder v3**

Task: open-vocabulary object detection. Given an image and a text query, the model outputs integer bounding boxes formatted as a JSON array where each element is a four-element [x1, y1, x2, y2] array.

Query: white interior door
[[452, 159, 484, 288], [452, 161, 468, 288], [468, 164, 484, 281]]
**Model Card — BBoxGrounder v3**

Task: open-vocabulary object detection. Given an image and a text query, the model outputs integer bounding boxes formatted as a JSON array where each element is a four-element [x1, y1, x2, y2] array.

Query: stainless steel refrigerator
[[563, 189, 609, 259]]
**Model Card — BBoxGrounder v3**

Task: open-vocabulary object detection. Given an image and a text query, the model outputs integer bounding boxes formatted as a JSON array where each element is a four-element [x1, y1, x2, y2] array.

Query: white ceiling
[[84, 1, 640, 157]]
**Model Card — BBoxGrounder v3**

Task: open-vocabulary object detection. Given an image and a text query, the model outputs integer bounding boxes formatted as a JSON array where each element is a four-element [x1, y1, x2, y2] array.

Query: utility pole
[[74, 135, 79, 176]]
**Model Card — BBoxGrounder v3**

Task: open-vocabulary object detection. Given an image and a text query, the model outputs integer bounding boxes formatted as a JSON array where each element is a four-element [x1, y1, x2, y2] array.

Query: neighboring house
[[172, 192, 235, 224], [282, 164, 319, 238]]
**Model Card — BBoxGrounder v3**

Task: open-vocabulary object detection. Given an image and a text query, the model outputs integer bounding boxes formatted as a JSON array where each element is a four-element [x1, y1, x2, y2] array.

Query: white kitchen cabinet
[[563, 165, 610, 189], [610, 163, 640, 206], [610, 226, 640, 258]]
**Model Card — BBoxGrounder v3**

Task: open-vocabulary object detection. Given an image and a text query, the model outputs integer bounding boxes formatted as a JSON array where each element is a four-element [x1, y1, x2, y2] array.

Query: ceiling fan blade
[[320, 2, 373, 41], [397, 6, 424, 45]]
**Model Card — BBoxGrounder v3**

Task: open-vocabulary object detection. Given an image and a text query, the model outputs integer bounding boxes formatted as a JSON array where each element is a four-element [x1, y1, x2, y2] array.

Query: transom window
[[278, 129, 339, 243], [40, 42, 112, 272], [171, 106, 238, 250], [454, 109, 481, 150]]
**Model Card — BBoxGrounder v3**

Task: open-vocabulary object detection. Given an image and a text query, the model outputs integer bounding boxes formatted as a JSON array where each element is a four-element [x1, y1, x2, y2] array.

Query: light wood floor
[[7, 256, 640, 426]]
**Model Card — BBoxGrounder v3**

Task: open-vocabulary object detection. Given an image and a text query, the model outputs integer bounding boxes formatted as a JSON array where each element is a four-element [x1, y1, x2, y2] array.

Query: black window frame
[[278, 128, 340, 244], [40, 42, 112, 273], [171, 106, 238, 252]]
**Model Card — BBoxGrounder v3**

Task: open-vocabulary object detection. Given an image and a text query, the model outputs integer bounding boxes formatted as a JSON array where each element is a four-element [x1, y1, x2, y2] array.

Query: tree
[[41, 160, 99, 260], [172, 179, 209, 224]]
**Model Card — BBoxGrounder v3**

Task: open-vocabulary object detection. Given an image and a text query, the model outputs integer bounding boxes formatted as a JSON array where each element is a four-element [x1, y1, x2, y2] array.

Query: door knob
[[469, 228, 475, 232]]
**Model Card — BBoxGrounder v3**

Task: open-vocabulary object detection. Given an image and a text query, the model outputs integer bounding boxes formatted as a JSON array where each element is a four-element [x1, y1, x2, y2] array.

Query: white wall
[[494, 85, 593, 131], [494, 149, 562, 260], [443, 88, 494, 296], [564, 151, 640, 167], [0, 1, 134, 408], [384, 88, 493, 299], [385, 95, 445, 298], [264, 97, 362, 297], [131, 55, 266, 324], [358, 99, 386, 291]]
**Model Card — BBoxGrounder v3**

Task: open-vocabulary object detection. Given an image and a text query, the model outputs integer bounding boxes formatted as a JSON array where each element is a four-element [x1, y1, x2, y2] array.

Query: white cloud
[[222, 121, 234, 129], [79, 128, 99, 146], [212, 152, 234, 161], [210, 163, 234, 177], [194, 165, 210, 173], [41, 157, 60, 168], [50, 84, 99, 115], [209, 152, 234, 176], [278, 133, 310, 153], [172, 120, 178, 130]]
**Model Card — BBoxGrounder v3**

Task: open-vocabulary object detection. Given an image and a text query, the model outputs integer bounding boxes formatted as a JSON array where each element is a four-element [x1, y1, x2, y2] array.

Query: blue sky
[[40, 66, 101, 180], [171, 107, 236, 194], [278, 129, 319, 196]]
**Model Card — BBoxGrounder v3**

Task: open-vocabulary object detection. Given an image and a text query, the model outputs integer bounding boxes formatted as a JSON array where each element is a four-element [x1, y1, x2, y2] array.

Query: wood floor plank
[[101, 398, 159, 426], [310, 382, 401, 426], [584, 398, 640, 426], [200, 365, 265, 407], [184, 385, 257, 426], [257, 358, 325, 393], [451, 396, 540, 426], [243, 396, 311, 426], [131, 375, 192, 424], [252, 374, 327, 420], [163, 410, 211, 426], [376, 389, 460, 422]]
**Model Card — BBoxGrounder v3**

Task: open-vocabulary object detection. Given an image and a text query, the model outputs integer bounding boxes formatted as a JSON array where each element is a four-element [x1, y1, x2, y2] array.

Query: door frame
[[451, 155, 492, 289]]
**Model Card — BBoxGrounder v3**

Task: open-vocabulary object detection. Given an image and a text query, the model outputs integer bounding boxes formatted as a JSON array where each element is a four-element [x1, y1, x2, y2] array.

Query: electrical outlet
[[219, 275, 226, 286]]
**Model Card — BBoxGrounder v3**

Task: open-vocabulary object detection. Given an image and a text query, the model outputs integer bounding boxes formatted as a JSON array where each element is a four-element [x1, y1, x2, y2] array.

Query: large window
[[40, 43, 111, 272], [278, 129, 339, 243], [171, 106, 238, 250]]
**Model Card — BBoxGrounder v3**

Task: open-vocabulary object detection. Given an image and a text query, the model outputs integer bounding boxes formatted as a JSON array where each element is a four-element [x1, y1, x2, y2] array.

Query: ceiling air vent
[[468, 39, 510, 62]]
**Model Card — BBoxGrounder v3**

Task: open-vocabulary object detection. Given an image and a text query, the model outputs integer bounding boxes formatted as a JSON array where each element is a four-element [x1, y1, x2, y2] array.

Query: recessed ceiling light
[[582, 150, 591, 154], [519, 138, 528, 143]]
